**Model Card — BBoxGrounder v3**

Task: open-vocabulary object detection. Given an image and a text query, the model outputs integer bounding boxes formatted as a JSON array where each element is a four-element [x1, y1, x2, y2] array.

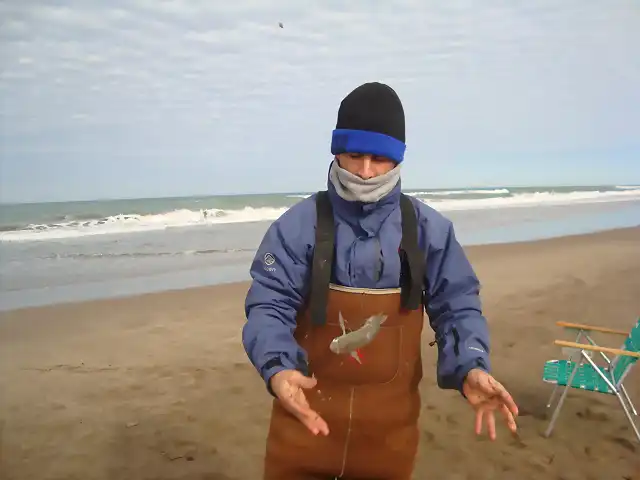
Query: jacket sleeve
[[242, 209, 312, 394], [424, 220, 491, 393]]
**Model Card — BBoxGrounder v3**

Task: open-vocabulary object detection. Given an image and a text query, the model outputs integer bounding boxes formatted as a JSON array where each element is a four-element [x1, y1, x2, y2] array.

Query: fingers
[[483, 375, 519, 417], [474, 408, 496, 440], [279, 383, 329, 436], [498, 390, 519, 417], [292, 401, 330, 436], [474, 401, 517, 440], [475, 408, 497, 440], [299, 408, 330, 436], [474, 409, 483, 436], [289, 371, 318, 389], [500, 403, 518, 434], [487, 411, 496, 440], [491, 383, 519, 418]]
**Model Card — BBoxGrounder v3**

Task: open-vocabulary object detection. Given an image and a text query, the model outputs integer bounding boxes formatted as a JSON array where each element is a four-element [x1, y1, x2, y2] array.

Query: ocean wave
[[0, 206, 287, 242], [408, 188, 510, 196], [425, 189, 640, 211], [1, 189, 639, 242], [39, 248, 255, 260]]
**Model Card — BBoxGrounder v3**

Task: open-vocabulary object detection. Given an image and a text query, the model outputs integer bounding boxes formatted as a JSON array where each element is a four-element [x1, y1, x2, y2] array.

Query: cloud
[[0, 0, 639, 202]]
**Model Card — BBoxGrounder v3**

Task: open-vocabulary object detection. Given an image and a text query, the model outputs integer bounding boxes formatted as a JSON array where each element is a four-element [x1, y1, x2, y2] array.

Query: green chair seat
[[543, 359, 613, 394]]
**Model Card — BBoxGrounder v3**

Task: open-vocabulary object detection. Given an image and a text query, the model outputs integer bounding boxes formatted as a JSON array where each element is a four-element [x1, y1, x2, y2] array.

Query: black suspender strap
[[399, 193, 425, 310], [309, 191, 335, 326]]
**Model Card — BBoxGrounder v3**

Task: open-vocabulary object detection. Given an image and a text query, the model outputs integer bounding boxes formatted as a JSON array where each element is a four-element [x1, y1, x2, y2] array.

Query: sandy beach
[[1, 227, 639, 480]]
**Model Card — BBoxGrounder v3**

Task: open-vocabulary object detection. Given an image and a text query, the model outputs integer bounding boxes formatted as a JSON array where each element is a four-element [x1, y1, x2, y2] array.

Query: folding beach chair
[[541, 318, 640, 442]]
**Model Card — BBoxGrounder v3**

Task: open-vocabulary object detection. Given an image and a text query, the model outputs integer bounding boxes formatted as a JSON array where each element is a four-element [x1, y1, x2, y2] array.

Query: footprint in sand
[[610, 436, 636, 453], [421, 430, 435, 443], [576, 407, 609, 422], [228, 385, 245, 395], [445, 414, 458, 426]]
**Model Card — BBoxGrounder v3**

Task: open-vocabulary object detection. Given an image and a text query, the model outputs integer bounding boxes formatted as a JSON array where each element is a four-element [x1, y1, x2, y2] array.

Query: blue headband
[[331, 129, 406, 163]]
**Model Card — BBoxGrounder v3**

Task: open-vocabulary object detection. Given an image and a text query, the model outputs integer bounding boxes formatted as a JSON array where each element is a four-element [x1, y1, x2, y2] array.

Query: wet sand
[[1, 227, 639, 480]]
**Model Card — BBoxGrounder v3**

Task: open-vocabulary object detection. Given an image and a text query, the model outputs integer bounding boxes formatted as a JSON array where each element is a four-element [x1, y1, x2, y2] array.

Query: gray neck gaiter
[[329, 159, 401, 203]]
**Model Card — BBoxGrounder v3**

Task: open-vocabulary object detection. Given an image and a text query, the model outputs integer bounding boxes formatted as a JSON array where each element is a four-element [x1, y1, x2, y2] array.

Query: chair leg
[[546, 384, 560, 408], [544, 360, 580, 438], [616, 392, 640, 443], [544, 383, 570, 438], [620, 385, 638, 416], [546, 333, 582, 411]]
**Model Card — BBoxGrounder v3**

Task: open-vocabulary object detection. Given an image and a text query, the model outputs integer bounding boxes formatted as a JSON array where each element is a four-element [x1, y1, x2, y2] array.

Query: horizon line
[[1, 182, 639, 206]]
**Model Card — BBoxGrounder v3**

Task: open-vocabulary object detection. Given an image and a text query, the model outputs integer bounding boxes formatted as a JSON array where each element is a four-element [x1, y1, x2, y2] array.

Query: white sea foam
[[0, 206, 288, 242], [422, 189, 640, 211], [1, 189, 639, 242], [408, 188, 511, 196]]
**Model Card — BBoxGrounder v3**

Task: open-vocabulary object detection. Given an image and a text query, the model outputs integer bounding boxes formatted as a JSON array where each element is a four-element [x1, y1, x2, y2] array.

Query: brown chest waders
[[263, 191, 426, 480]]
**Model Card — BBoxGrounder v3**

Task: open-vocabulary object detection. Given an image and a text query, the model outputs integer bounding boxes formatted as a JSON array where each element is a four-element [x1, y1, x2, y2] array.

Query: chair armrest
[[556, 321, 628, 336], [554, 340, 640, 358]]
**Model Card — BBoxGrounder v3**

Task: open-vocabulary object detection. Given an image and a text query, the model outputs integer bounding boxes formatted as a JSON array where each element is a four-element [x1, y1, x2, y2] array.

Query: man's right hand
[[269, 369, 330, 436]]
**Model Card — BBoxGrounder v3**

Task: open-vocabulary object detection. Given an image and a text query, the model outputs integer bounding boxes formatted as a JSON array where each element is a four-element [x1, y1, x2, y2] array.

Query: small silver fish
[[329, 312, 388, 363]]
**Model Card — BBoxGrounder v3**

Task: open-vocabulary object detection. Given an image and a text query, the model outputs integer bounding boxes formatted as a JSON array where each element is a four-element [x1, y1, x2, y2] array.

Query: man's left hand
[[462, 368, 518, 440]]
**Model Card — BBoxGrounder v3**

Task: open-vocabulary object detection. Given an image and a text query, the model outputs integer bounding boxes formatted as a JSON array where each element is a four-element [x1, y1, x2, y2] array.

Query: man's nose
[[356, 156, 375, 179]]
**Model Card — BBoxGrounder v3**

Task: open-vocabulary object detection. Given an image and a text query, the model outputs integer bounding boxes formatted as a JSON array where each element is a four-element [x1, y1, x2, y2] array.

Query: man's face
[[337, 153, 396, 180]]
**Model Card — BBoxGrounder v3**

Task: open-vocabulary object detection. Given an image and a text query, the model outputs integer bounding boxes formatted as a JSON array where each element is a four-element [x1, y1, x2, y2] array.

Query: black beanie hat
[[331, 82, 406, 163]]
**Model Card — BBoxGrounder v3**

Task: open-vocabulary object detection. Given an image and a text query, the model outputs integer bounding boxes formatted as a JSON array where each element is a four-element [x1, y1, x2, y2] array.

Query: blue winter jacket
[[242, 178, 491, 393]]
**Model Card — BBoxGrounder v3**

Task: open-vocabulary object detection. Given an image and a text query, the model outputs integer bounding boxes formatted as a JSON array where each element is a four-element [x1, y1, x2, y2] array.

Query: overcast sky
[[1, 0, 639, 203]]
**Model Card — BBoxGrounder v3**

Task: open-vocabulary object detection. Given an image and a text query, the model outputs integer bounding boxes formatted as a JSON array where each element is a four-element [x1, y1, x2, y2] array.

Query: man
[[242, 82, 518, 480]]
